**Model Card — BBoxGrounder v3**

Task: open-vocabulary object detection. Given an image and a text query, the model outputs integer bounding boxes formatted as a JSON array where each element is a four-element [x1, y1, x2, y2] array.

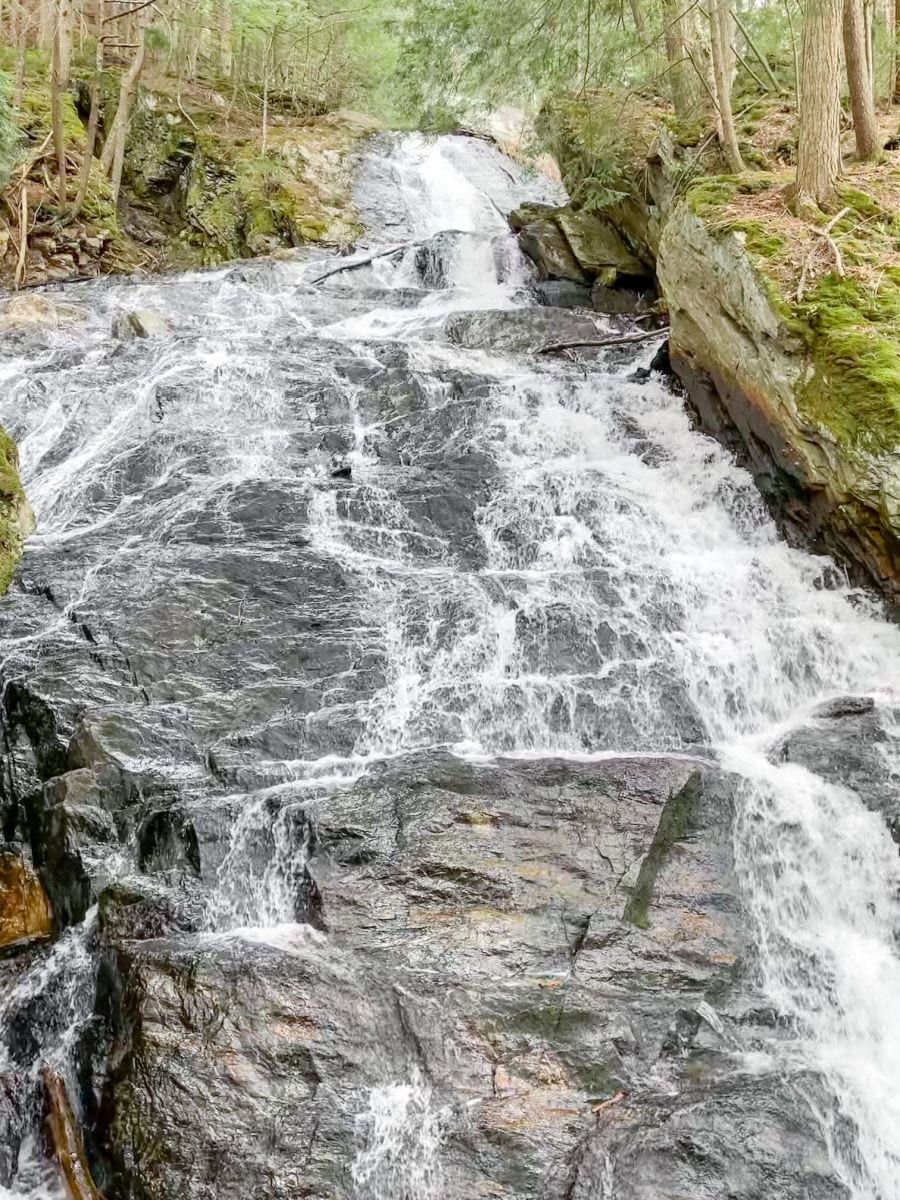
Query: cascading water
[[0, 131, 898, 1199]]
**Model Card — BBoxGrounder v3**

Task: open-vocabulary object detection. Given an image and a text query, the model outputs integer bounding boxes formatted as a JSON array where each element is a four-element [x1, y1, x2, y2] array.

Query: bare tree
[[844, 0, 880, 157], [662, 0, 710, 125], [794, 0, 844, 209], [101, 23, 147, 202], [50, 0, 72, 206], [709, 0, 744, 170]]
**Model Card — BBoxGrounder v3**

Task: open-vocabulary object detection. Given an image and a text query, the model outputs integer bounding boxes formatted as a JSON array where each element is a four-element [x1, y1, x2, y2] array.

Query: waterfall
[[0, 132, 897, 1200]]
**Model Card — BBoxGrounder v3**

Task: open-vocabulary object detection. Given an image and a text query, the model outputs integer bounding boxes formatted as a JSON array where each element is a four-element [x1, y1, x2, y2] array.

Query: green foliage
[[0, 70, 21, 186], [393, 0, 661, 129]]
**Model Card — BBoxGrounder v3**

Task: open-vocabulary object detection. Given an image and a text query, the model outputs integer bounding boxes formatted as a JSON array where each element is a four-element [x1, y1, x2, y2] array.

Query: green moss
[[0, 427, 32, 596], [20, 80, 84, 147], [795, 272, 900, 456], [685, 175, 737, 214], [623, 772, 702, 929], [686, 171, 779, 217], [726, 219, 785, 258]]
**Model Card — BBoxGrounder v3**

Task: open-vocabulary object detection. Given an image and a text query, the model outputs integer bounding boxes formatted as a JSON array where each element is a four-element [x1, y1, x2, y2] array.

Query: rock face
[[0, 851, 52, 947], [657, 205, 900, 600], [96, 754, 840, 1200]]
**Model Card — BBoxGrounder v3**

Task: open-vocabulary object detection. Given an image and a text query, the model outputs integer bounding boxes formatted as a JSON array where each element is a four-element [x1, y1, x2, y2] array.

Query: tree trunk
[[101, 27, 146, 202], [844, 0, 880, 157], [50, 3, 67, 207], [12, 0, 27, 115], [709, 0, 744, 170], [894, 0, 900, 99], [73, 26, 103, 215], [629, 0, 647, 35], [795, 0, 843, 209], [662, 0, 709, 125]]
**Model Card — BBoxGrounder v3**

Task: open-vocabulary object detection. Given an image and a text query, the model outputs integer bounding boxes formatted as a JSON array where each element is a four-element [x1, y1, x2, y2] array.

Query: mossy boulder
[[0, 428, 35, 596], [555, 209, 648, 276]]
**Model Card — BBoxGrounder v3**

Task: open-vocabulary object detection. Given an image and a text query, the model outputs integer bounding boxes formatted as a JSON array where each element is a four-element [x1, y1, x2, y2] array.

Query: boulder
[[658, 201, 900, 597], [445, 307, 603, 353], [774, 697, 900, 841], [111, 310, 171, 340], [556, 208, 648, 277], [507, 201, 562, 231], [517, 221, 588, 284], [0, 296, 85, 331], [0, 851, 52, 948], [534, 280, 594, 309]]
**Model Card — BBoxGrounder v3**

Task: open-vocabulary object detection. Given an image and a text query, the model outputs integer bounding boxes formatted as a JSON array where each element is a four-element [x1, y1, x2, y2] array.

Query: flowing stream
[[0, 133, 899, 1199]]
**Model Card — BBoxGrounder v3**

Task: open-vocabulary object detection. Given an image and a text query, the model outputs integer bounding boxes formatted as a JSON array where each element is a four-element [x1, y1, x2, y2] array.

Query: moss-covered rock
[[0, 428, 34, 596], [658, 201, 900, 597]]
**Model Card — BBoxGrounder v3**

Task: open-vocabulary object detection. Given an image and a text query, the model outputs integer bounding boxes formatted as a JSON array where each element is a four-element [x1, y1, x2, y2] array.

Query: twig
[[177, 95, 199, 130], [538, 327, 668, 355], [796, 206, 851, 300]]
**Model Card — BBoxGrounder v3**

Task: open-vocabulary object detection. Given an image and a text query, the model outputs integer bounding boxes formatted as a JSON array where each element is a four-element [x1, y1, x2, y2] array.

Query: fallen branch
[[537, 326, 668, 355], [308, 243, 411, 285], [14, 186, 28, 290], [796, 206, 851, 301]]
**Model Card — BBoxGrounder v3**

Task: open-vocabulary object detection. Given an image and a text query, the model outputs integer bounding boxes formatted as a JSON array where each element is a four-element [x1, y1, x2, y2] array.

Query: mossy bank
[[0, 45, 378, 288], [524, 97, 900, 605]]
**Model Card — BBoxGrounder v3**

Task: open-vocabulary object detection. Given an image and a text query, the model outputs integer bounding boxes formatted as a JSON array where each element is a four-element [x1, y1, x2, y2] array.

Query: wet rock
[[111, 310, 171, 340], [559, 1073, 848, 1200], [97, 754, 794, 1200], [414, 230, 493, 288], [42, 1065, 105, 1200], [591, 279, 657, 315], [518, 221, 588, 283], [0, 296, 85, 331], [26, 769, 114, 927], [445, 307, 602, 353], [775, 699, 900, 841], [0, 850, 52, 948], [137, 809, 201, 876], [534, 280, 593, 309]]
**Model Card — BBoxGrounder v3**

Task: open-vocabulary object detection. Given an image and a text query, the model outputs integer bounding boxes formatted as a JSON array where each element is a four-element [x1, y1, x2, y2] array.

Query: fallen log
[[537, 326, 668, 355], [41, 1065, 105, 1200]]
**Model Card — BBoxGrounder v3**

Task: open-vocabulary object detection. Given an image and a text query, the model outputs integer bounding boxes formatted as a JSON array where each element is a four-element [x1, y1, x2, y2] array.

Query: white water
[[352, 1072, 449, 1200], [0, 134, 899, 1198]]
